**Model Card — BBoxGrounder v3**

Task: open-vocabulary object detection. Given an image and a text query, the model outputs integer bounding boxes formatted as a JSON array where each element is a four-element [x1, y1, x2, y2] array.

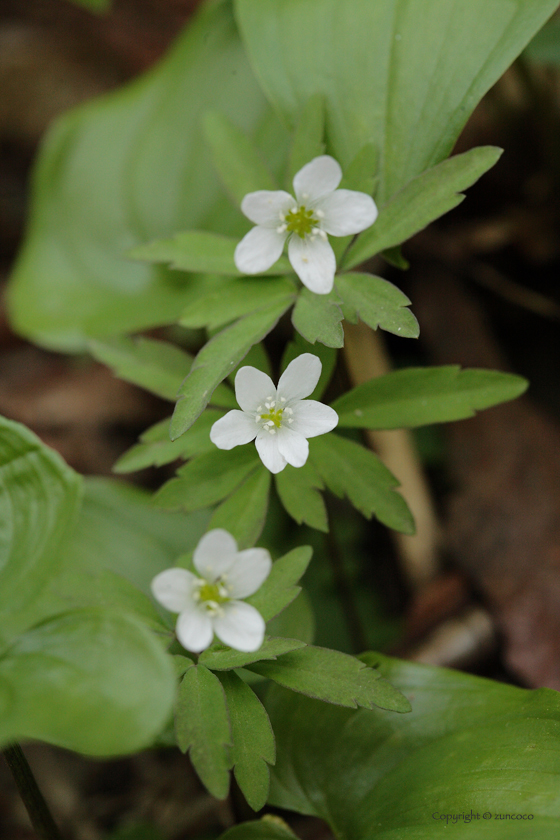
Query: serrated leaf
[[344, 146, 503, 269], [114, 411, 222, 474], [129, 231, 291, 277], [89, 336, 192, 401], [209, 467, 271, 549], [153, 448, 259, 512], [200, 637, 306, 671], [310, 435, 415, 534], [285, 95, 325, 187], [0, 416, 82, 641], [267, 653, 560, 839], [246, 546, 312, 622], [180, 277, 296, 330], [175, 664, 232, 799], [335, 273, 419, 339], [332, 366, 529, 430], [0, 609, 175, 755], [248, 646, 410, 712], [171, 297, 294, 439], [275, 462, 328, 532], [220, 671, 276, 811], [292, 289, 344, 348]]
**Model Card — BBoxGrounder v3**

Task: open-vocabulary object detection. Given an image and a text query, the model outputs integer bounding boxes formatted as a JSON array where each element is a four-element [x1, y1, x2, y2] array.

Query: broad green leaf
[[153, 448, 259, 512], [280, 335, 337, 401], [285, 95, 325, 187], [209, 467, 271, 549], [171, 297, 294, 439], [335, 273, 419, 339], [220, 671, 276, 812], [292, 289, 344, 348], [344, 147, 502, 269], [310, 435, 415, 535], [0, 417, 82, 641], [249, 646, 410, 712], [220, 817, 299, 840], [129, 231, 291, 277], [0, 609, 175, 755], [275, 462, 328, 532], [200, 637, 306, 671], [204, 111, 277, 205], [180, 277, 296, 330], [525, 16, 560, 64], [114, 411, 222, 474], [7, 1, 280, 350], [246, 546, 312, 622], [175, 664, 232, 799], [267, 653, 560, 839], [332, 366, 529, 430], [235, 0, 558, 203]]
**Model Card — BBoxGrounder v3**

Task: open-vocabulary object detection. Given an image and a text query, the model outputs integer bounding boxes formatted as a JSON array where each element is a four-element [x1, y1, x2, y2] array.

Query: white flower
[[151, 529, 271, 653], [234, 155, 377, 294], [210, 353, 338, 474]]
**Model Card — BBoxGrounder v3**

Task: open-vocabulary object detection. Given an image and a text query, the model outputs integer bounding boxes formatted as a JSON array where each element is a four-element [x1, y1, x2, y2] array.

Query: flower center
[[284, 205, 319, 239], [194, 580, 230, 614], [255, 397, 294, 435]]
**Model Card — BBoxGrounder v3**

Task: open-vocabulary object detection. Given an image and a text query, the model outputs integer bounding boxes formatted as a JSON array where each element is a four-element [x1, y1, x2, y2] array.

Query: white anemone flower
[[234, 155, 378, 294], [210, 353, 338, 474], [151, 529, 271, 653]]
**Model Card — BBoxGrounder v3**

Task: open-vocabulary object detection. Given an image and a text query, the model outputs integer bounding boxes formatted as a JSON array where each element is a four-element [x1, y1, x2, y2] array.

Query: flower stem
[[2, 743, 64, 840]]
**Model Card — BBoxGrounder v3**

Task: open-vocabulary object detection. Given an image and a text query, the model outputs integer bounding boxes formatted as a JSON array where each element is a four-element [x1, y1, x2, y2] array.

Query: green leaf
[[332, 366, 529, 430], [200, 637, 306, 671], [267, 591, 315, 646], [220, 817, 299, 840], [204, 111, 277, 205], [175, 664, 232, 799], [0, 609, 175, 755], [525, 16, 560, 65], [235, 0, 558, 203], [7, 1, 281, 350], [153, 448, 259, 512], [171, 297, 294, 439], [285, 95, 325, 187], [344, 146, 503, 269], [220, 671, 275, 811], [89, 336, 192, 401], [0, 417, 82, 641], [246, 546, 312, 623], [180, 277, 296, 330], [310, 435, 415, 534], [275, 462, 328, 532], [292, 289, 344, 348], [248, 646, 410, 712], [129, 231, 291, 277], [335, 273, 419, 339], [209, 467, 271, 549], [267, 653, 560, 839], [114, 411, 222, 474]]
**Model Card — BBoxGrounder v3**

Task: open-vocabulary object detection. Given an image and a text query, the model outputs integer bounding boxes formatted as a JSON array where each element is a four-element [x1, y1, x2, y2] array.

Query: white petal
[[290, 400, 339, 438], [210, 410, 257, 450], [278, 353, 322, 401], [276, 427, 309, 468], [293, 155, 342, 203], [213, 601, 266, 652], [176, 605, 214, 653], [193, 529, 238, 580], [226, 548, 272, 598], [288, 235, 336, 294], [241, 190, 295, 226], [151, 568, 198, 613], [235, 366, 276, 413], [255, 432, 287, 473], [316, 189, 378, 236], [235, 226, 286, 275]]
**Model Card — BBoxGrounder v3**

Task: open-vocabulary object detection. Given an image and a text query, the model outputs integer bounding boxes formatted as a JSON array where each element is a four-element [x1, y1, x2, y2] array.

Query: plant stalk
[[3, 743, 64, 840]]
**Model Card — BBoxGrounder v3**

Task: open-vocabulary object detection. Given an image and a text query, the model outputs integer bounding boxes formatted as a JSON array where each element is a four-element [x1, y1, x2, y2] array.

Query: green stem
[[3, 743, 64, 840]]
